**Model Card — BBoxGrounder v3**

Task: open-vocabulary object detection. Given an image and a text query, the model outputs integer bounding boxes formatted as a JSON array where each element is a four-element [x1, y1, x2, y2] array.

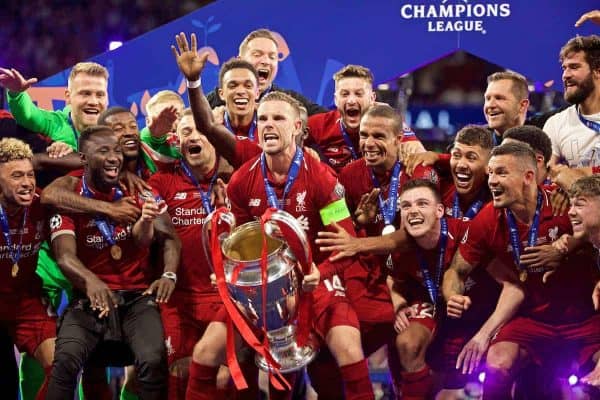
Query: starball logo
[[400, 0, 511, 35]]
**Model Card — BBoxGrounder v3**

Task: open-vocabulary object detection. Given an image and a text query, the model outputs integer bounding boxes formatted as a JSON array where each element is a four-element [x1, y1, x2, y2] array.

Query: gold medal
[[519, 269, 528, 283], [11, 263, 18, 278], [110, 244, 122, 261], [382, 224, 396, 235]]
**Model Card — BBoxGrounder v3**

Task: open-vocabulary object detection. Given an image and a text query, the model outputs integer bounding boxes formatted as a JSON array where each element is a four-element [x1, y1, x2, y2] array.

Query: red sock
[[400, 367, 432, 400], [483, 370, 513, 400], [168, 374, 188, 400], [340, 359, 374, 400], [186, 361, 219, 400], [34, 367, 52, 400]]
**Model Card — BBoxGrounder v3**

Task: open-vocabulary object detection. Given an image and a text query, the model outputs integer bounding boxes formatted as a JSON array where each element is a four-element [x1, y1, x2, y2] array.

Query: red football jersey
[[231, 136, 262, 168], [148, 164, 220, 302], [340, 158, 439, 237], [0, 192, 47, 296], [49, 180, 150, 291], [459, 188, 597, 323], [440, 175, 491, 220], [227, 151, 354, 275], [390, 217, 468, 304]]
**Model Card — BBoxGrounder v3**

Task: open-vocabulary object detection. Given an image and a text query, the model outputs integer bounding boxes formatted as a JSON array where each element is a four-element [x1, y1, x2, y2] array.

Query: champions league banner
[[26, 0, 598, 125]]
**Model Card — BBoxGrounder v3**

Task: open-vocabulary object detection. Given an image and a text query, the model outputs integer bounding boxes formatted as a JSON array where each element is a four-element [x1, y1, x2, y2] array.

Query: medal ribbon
[[452, 191, 484, 220], [505, 190, 543, 273], [261, 147, 304, 210], [0, 204, 28, 267], [224, 111, 257, 141], [338, 119, 359, 160], [370, 161, 402, 227], [577, 107, 600, 133], [415, 217, 448, 306], [180, 160, 218, 214], [81, 176, 123, 247]]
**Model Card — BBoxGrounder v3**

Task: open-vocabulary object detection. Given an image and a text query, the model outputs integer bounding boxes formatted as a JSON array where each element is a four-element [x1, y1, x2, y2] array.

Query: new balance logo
[[249, 198, 261, 207], [174, 192, 187, 200]]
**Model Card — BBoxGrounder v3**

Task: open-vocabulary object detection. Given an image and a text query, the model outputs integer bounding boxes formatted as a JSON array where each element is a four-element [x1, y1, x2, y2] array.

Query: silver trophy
[[202, 208, 317, 373]]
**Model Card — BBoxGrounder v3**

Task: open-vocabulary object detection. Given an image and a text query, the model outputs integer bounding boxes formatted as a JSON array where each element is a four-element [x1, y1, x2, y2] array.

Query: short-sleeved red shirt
[[0, 192, 47, 297], [459, 188, 597, 323], [227, 151, 354, 276], [148, 164, 220, 302], [50, 180, 150, 291], [390, 218, 468, 304]]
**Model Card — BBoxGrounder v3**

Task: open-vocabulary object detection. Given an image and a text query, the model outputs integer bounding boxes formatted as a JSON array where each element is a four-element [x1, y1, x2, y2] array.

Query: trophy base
[[255, 326, 318, 373]]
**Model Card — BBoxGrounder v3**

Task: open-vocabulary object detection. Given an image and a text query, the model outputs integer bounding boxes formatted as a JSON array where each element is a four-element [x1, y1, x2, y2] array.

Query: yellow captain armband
[[320, 198, 351, 226]]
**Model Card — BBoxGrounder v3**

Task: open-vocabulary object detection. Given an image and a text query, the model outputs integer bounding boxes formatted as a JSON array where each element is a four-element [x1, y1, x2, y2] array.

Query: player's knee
[[52, 350, 83, 383], [136, 349, 168, 381], [327, 328, 364, 365], [395, 334, 425, 364], [191, 337, 223, 366], [486, 344, 517, 374]]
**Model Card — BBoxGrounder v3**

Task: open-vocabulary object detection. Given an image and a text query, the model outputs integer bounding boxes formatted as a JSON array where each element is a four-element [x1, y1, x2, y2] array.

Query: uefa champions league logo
[[400, 0, 512, 35]]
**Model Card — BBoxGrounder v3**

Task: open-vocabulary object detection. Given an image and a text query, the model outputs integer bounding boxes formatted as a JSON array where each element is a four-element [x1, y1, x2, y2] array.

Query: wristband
[[186, 78, 201, 89], [162, 271, 177, 284]]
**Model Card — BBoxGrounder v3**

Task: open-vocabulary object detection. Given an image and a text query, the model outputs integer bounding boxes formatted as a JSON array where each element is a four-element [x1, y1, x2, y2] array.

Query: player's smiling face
[[450, 142, 489, 197], [83, 132, 123, 191], [400, 186, 444, 239], [219, 67, 259, 119], [241, 37, 279, 93], [335, 77, 375, 132], [359, 114, 400, 171], [569, 194, 600, 242], [0, 159, 36, 208], [66, 73, 108, 132], [487, 154, 528, 209], [104, 111, 140, 161], [483, 79, 522, 134]]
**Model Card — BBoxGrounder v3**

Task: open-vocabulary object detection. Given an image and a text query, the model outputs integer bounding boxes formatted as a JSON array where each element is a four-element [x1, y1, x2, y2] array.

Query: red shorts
[[360, 321, 395, 357], [160, 298, 224, 365], [312, 273, 353, 321], [492, 314, 600, 365], [0, 295, 56, 355]]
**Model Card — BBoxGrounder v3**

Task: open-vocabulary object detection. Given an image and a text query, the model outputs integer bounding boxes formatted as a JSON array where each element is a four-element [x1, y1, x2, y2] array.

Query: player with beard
[[147, 108, 230, 399], [306, 65, 422, 173], [206, 29, 326, 116], [0, 138, 56, 400], [172, 30, 374, 400], [46, 126, 180, 400], [544, 35, 600, 168], [443, 142, 600, 400]]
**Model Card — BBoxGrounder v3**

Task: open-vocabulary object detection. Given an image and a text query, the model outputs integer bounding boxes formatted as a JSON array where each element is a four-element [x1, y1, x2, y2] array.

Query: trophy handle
[[263, 208, 313, 275], [202, 207, 236, 272]]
